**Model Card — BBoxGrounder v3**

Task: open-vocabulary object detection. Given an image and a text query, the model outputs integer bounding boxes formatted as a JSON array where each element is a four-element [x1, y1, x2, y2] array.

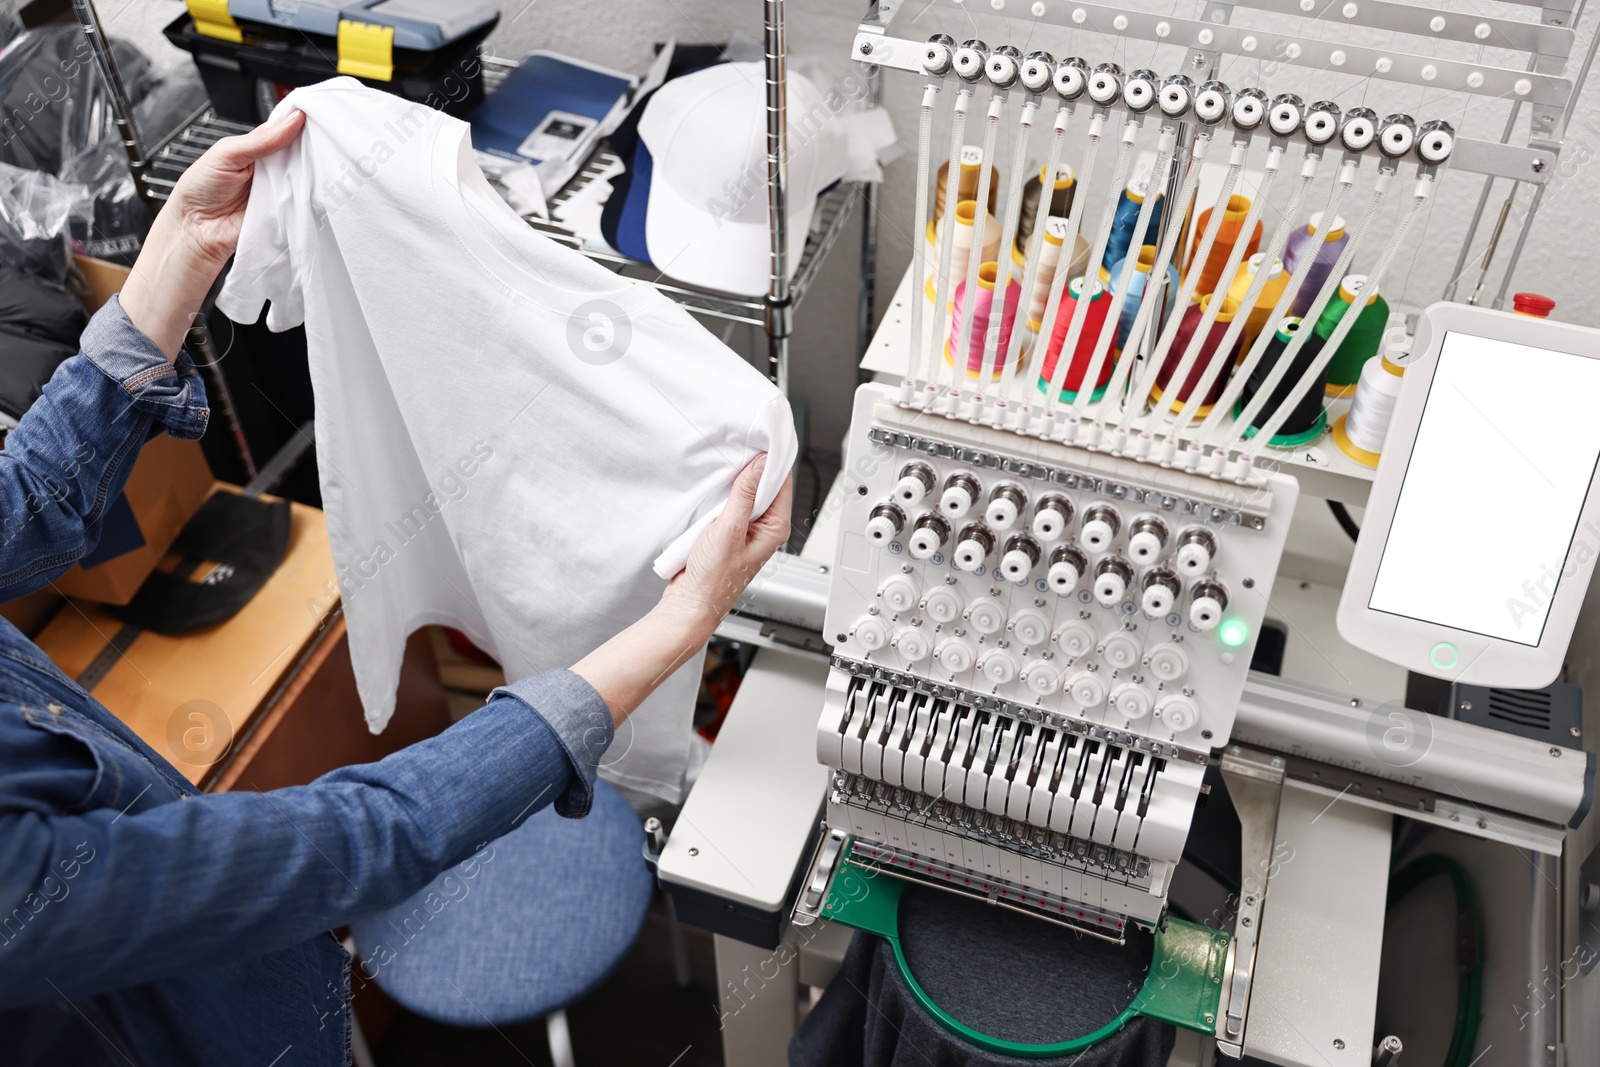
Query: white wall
[[110, 0, 1600, 453]]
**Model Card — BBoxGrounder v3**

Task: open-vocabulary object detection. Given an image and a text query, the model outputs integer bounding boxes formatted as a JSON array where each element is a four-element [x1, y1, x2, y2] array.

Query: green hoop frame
[[820, 845, 1229, 1059]]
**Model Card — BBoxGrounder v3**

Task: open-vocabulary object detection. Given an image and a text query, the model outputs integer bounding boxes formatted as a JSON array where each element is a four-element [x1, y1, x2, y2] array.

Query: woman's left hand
[[120, 110, 305, 361]]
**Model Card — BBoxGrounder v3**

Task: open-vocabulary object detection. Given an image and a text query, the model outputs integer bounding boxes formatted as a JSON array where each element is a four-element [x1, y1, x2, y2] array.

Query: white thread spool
[[927, 200, 1000, 310], [1023, 216, 1069, 322], [1332, 329, 1408, 467]]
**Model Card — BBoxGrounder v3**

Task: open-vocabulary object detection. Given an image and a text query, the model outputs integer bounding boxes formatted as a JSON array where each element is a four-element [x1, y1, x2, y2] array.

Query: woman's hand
[[572, 456, 793, 725], [165, 109, 307, 271], [120, 110, 305, 360], [661, 455, 794, 634]]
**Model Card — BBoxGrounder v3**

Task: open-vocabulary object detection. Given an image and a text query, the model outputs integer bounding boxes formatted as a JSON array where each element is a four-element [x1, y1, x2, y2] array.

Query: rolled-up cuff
[[78, 294, 210, 440], [494, 669, 615, 818]]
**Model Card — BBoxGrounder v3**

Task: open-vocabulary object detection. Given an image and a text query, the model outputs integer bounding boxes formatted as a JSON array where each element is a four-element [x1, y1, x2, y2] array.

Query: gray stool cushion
[[351, 779, 652, 1025]]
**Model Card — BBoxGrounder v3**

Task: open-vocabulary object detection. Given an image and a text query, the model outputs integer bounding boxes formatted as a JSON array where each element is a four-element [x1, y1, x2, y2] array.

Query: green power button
[[1430, 642, 1459, 669]]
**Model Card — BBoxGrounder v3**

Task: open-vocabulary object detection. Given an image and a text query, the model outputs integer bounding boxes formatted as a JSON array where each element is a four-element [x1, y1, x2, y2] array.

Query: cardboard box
[[45, 257, 215, 605]]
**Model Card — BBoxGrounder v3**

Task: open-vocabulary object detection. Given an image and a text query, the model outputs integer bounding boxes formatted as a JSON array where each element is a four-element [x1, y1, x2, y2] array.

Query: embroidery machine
[[659, 1, 1600, 1064]]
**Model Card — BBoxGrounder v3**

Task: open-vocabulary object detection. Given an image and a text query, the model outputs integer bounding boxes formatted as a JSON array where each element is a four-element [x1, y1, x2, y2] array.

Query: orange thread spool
[[1184, 195, 1262, 299]]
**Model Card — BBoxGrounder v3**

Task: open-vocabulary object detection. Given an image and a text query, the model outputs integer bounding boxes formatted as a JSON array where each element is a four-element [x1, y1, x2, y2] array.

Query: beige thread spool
[[934, 144, 1000, 225], [926, 199, 1000, 306]]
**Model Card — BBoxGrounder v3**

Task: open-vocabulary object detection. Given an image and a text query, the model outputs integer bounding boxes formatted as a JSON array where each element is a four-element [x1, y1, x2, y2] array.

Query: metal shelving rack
[[77, 0, 876, 396]]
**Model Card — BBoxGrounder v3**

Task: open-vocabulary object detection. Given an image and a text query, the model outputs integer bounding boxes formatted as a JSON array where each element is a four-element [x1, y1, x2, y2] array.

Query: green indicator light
[[1218, 618, 1250, 648]]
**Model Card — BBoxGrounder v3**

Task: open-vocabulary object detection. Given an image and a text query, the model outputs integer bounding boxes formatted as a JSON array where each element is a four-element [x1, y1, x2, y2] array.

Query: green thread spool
[[1314, 274, 1389, 397]]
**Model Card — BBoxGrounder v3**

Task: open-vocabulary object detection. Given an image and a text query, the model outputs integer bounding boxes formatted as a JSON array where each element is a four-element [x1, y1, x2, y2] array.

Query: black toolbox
[[163, 7, 498, 125]]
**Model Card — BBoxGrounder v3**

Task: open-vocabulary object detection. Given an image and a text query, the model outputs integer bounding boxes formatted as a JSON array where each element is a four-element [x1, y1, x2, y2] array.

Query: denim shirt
[[0, 297, 615, 1066]]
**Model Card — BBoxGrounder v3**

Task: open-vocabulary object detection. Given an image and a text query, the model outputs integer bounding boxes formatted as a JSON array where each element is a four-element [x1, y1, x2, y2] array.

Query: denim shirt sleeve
[[492, 669, 614, 817], [0, 668, 617, 1007], [0, 294, 209, 598]]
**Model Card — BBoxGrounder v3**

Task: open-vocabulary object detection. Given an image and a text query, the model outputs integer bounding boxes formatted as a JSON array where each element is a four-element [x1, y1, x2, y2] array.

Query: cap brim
[[644, 173, 819, 298]]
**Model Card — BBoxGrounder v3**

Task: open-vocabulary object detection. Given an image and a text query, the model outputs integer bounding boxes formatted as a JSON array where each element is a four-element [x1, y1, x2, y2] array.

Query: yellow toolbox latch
[[186, 0, 242, 43], [337, 19, 394, 82]]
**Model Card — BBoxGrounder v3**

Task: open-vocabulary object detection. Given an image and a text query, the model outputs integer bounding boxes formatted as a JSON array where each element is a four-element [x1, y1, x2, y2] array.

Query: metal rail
[[138, 52, 861, 336]]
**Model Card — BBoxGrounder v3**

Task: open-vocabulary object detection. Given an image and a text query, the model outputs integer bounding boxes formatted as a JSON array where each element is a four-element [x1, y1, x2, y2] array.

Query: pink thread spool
[[946, 262, 1020, 379]]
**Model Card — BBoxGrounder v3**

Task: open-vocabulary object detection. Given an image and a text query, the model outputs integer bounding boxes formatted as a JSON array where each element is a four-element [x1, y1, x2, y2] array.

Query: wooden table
[[32, 486, 451, 790]]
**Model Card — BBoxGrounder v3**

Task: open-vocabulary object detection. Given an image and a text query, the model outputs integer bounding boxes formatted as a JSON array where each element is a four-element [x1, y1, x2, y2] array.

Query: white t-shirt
[[217, 79, 796, 806]]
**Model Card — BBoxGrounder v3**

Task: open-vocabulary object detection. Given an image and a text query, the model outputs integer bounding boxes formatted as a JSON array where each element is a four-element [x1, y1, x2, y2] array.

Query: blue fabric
[[611, 138, 656, 263], [0, 293, 207, 600], [599, 90, 658, 265], [75, 491, 143, 569], [469, 54, 632, 164], [350, 778, 651, 1025], [0, 299, 622, 1065]]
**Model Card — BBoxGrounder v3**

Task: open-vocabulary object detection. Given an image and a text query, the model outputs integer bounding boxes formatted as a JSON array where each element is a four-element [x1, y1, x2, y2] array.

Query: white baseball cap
[[638, 61, 849, 297]]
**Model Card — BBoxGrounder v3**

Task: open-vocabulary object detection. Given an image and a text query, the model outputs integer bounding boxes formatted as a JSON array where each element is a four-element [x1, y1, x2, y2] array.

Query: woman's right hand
[[120, 110, 305, 360], [660, 455, 794, 639], [572, 456, 792, 725]]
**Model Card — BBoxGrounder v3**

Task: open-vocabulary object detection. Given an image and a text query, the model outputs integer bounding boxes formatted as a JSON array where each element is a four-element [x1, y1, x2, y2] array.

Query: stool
[[351, 779, 653, 1066]]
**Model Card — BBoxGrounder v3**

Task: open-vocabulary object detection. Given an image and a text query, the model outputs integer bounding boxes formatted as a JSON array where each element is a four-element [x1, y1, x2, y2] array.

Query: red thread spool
[[1037, 277, 1114, 403], [1151, 294, 1242, 415]]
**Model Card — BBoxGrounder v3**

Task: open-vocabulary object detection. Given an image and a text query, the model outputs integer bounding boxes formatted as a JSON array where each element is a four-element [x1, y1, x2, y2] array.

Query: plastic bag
[[0, 26, 166, 265], [0, 2, 21, 49], [0, 160, 86, 282], [59, 136, 146, 265], [0, 26, 154, 176]]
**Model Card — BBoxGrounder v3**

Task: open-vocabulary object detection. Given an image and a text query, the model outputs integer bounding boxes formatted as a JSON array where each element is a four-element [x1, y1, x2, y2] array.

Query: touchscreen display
[[1368, 330, 1600, 645]]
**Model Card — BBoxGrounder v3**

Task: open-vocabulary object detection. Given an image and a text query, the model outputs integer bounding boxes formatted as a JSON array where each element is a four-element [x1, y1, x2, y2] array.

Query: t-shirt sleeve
[[215, 107, 307, 332], [651, 392, 798, 578]]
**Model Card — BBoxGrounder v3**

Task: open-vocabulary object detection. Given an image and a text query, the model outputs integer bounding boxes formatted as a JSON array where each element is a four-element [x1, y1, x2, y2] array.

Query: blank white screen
[[1369, 331, 1600, 645]]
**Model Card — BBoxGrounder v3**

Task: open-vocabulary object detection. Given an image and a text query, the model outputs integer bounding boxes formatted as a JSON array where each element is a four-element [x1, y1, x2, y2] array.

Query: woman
[[0, 112, 790, 1063]]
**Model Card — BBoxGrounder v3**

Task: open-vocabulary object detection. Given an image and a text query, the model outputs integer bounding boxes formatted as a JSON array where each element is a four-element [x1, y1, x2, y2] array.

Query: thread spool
[[1514, 292, 1556, 317], [1017, 216, 1062, 323], [946, 262, 1021, 379], [1225, 253, 1288, 360], [1237, 318, 1328, 447], [925, 200, 1001, 306], [1332, 329, 1409, 468], [1283, 211, 1348, 316], [1014, 217, 1091, 325], [1037, 277, 1114, 402], [934, 145, 1000, 224], [1152, 294, 1241, 415], [1016, 163, 1076, 251], [1183, 195, 1261, 298], [1108, 244, 1179, 352], [1314, 274, 1389, 397], [1104, 170, 1165, 276]]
